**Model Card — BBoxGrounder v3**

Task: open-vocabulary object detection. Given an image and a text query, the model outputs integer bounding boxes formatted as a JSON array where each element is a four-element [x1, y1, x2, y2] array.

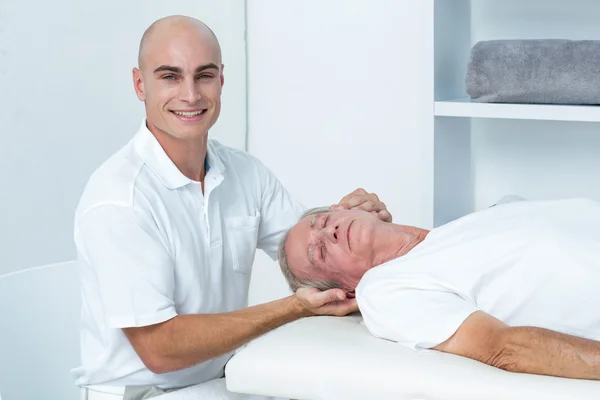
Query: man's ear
[[132, 68, 146, 101]]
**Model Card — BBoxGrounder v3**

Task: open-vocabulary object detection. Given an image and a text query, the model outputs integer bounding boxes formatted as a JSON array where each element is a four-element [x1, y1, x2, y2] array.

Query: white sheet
[[225, 315, 600, 400]]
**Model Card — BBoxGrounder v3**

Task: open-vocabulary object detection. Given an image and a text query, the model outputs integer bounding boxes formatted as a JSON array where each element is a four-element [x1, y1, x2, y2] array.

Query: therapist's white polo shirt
[[72, 121, 304, 391]]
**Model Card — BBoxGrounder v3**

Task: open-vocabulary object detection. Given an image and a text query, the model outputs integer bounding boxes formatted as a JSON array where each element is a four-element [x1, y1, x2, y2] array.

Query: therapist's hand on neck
[[293, 287, 358, 317], [331, 188, 393, 223]]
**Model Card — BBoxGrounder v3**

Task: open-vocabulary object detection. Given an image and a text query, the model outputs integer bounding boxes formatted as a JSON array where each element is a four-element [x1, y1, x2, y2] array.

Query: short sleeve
[[250, 157, 306, 260], [356, 276, 479, 350], [75, 205, 177, 328]]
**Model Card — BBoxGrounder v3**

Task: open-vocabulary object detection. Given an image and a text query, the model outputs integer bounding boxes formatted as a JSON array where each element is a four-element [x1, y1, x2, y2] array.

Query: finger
[[338, 188, 367, 205], [312, 288, 347, 306], [321, 298, 358, 316], [343, 193, 382, 210], [295, 287, 333, 312], [377, 209, 393, 223], [338, 298, 358, 314], [350, 200, 385, 213], [340, 195, 371, 209], [346, 298, 359, 313]]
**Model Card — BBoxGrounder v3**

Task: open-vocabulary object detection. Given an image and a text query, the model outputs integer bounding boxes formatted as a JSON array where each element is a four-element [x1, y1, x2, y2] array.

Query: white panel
[[420, 0, 435, 229], [434, 117, 472, 226], [246, 0, 424, 305], [469, 0, 600, 212], [432, 0, 472, 226], [473, 119, 600, 210], [434, 0, 471, 100], [0, 262, 81, 399], [0, 1, 246, 274], [471, 0, 600, 42]]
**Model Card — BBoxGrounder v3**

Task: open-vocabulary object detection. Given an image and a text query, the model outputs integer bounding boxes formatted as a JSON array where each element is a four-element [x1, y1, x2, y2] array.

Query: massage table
[[225, 314, 600, 400]]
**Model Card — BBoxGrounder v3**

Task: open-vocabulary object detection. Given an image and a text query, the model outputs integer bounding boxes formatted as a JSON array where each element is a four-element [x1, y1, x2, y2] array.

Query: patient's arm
[[433, 311, 600, 380]]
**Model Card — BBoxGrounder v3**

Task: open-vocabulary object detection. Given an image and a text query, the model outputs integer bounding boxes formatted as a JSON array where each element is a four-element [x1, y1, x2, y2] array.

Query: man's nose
[[179, 79, 201, 103], [320, 224, 340, 243]]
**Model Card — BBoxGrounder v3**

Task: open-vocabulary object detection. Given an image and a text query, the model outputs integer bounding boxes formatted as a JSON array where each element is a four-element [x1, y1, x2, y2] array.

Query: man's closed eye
[[321, 213, 330, 229], [319, 242, 326, 261]]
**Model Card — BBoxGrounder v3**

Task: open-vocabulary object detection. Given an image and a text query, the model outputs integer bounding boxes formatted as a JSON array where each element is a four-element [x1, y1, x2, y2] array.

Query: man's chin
[[168, 119, 210, 140]]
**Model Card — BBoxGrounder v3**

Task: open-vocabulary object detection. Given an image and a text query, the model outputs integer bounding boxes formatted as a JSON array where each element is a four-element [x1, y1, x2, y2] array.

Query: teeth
[[174, 110, 203, 117]]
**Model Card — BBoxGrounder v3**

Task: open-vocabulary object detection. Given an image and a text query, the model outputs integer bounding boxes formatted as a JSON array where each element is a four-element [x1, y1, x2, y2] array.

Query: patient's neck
[[372, 224, 429, 267]]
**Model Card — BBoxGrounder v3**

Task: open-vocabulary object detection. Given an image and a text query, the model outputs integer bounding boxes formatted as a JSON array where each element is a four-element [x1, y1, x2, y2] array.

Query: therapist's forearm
[[496, 327, 600, 380], [123, 295, 309, 374]]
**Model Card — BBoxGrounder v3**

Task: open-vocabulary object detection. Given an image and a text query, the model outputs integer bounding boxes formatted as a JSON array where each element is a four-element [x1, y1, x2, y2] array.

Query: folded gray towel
[[466, 39, 600, 104]]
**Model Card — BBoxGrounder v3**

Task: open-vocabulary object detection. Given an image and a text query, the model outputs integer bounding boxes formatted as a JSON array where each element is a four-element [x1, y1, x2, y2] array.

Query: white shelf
[[435, 98, 600, 122], [425, 0, 600, 228]]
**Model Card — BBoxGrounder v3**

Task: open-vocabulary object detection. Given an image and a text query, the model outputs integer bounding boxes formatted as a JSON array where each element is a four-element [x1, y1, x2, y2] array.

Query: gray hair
[[278, 206, 343, 292]]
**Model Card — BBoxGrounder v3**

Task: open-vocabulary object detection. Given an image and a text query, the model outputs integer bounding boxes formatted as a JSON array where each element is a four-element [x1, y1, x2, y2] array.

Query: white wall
[[0, 0, 246, 275], [246, 0, 424, 305], [8, 0, 593, 300]]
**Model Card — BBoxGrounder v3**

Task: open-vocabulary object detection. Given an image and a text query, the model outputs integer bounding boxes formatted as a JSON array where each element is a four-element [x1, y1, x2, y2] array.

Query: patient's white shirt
[[356, 198, 600, 351]]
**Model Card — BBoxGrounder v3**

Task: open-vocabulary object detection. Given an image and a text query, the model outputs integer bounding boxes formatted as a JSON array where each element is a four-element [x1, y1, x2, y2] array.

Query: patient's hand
[[332, 188, 392, 222], [293, 287, 358, 317]]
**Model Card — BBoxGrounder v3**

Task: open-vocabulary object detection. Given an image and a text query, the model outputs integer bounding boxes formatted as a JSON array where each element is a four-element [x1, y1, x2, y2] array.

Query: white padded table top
[[225, 315, 600, 400]]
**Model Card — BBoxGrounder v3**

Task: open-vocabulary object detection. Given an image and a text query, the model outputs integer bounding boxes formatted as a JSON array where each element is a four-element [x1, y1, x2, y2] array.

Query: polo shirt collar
[[132, 120, 224, 190], [205, 139, 226, 177]]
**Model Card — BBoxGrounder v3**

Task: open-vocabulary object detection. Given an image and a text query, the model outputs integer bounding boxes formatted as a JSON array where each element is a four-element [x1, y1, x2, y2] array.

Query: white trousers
[[84, 379, 285, 400], [86, 390, 122, 400]]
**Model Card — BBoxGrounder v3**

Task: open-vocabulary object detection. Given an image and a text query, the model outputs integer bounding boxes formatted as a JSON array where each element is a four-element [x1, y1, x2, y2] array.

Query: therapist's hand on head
[[331, 188, 392, 223], [294, 287, 358, 317]]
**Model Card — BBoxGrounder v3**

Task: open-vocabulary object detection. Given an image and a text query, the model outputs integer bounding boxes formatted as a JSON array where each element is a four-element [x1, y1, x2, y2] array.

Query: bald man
[[72, 15, 392, 400]]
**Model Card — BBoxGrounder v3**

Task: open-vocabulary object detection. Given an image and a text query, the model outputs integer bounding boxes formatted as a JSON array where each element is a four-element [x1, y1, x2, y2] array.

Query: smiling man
[[73, 15, 392, 400], [280, 198, 600, 381]]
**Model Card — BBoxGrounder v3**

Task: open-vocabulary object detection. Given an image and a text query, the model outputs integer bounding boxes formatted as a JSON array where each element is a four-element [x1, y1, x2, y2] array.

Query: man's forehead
[[148, 36, 218, 60], [139, 21, 221, 69]]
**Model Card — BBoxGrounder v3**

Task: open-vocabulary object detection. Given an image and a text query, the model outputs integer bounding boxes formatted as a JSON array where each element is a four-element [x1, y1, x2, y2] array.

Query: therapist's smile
[[171, 108, 207, 123]]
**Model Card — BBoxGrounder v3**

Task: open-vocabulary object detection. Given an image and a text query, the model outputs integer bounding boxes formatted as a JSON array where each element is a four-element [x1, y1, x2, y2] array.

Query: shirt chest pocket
[[225, 213, 260, 274]]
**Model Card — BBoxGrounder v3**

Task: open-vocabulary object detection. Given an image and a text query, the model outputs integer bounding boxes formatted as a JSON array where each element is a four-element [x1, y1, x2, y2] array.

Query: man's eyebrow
[[195, 63, 219, 73], [153, 63, 219, 75], [306, 213, 322, 266], [153, 65, 182, 74]]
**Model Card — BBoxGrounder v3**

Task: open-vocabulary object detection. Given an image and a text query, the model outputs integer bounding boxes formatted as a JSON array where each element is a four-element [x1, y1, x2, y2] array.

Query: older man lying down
[[278, 197, 600, 380]]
